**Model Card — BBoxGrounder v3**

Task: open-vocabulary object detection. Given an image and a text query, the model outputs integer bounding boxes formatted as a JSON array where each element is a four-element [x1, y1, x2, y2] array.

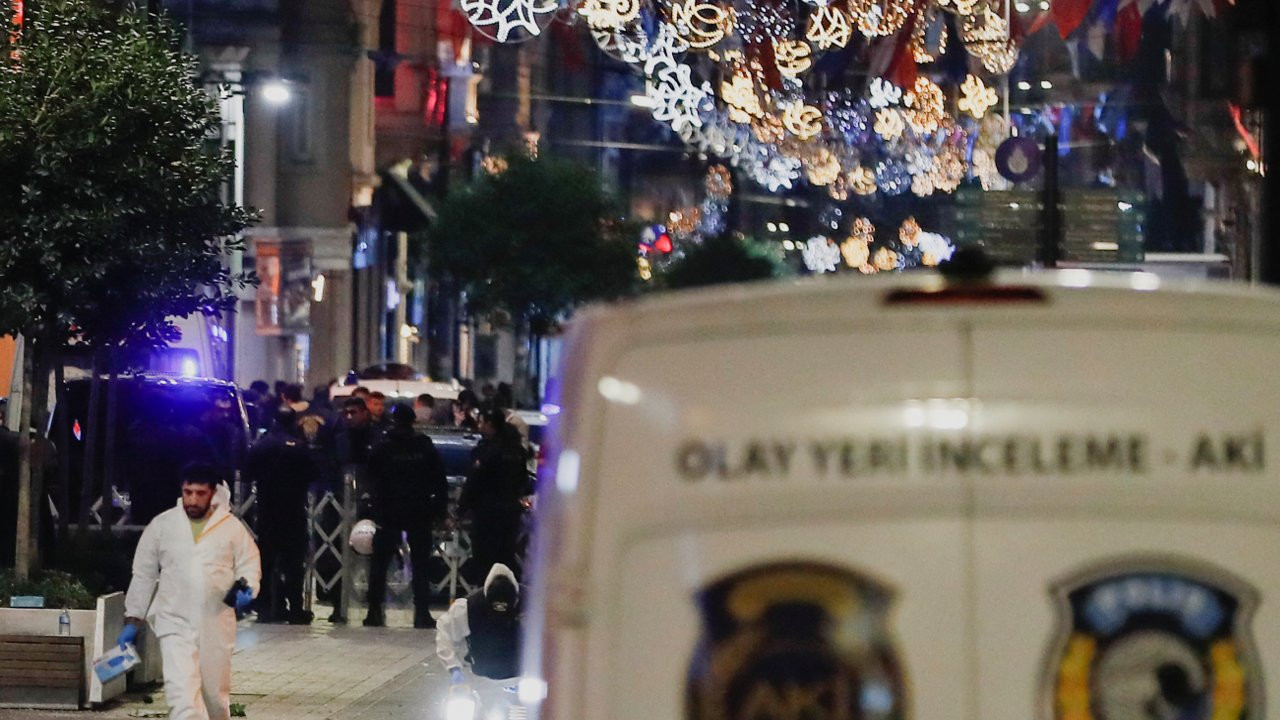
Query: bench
[[0, 635, 84, 709]]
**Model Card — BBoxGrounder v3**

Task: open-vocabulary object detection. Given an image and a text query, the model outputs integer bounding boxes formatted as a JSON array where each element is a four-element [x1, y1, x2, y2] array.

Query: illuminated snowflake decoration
[[868, 78, 902, 109], [958, 74, 999, 118], [591, 23, 649, 62], [459, 0, 557, 42], [802, 236, 841, 273], [645, 61, 713, 136], [806, 4, 853, 49]]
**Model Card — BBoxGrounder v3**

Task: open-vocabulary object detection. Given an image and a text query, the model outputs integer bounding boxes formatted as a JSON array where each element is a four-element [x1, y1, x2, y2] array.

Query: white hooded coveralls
[[124, 484, 261, 720], [435, 563, 519, 675]]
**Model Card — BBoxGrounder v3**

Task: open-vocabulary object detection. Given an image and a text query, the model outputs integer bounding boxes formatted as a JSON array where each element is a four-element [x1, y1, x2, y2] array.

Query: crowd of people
[[237, 378, 533, 629]]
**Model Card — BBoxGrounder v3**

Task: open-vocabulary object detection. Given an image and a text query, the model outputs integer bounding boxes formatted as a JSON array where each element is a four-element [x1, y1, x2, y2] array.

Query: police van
[[521, 265, 1279, 720]]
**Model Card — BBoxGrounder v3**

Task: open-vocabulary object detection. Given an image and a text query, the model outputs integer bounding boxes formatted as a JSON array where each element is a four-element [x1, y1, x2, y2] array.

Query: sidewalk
[[0, 612, 450, 720]]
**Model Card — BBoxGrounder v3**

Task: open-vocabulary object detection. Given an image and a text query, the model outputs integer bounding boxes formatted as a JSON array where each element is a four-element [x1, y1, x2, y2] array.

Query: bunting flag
[[1049, 0, 1094, 38], [1114, 2, 1142, 61], [881, 8, 921, 90]]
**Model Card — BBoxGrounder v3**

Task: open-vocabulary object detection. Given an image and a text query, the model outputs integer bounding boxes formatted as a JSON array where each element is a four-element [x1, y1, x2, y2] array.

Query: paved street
[[0, 610, 450, 720]]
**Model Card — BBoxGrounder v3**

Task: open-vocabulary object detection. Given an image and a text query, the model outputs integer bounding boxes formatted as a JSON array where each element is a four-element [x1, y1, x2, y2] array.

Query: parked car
[[331, 363, 464, 403], [49, 374, 252, 529]]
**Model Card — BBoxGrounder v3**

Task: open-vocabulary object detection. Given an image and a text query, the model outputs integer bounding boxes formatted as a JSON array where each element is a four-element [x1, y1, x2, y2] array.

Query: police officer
[[245, 408, 315, 624], [436, 563, 522, 683], [364, 404, 449, 628]]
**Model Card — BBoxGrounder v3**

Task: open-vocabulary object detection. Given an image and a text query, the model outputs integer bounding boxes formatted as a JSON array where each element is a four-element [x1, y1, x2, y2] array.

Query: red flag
[[551, 20, 586, 73], [1049, 0, 1093, 39], [1114, 3, 1142, 62], [884, 10, 919, 89]]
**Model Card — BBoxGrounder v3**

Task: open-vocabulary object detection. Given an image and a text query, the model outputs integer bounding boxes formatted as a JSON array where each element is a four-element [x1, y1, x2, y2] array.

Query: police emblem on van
[[1044, 559, 1262, 720], [687, 562, 907, 720]]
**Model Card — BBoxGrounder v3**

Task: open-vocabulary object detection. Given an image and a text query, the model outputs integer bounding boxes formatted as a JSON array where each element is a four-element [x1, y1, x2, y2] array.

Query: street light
[[260, 79, 291, 105]]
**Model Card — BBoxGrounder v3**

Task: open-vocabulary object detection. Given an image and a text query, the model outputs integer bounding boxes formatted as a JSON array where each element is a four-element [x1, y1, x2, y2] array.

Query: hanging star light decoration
[[782, 103, 824, 139], [899, 217, 922, 248], [962, 5, 1019, 73], [850, 0, 914, 38], [669, 0, 734, 49], [804, 147, 842, 186], [752, 113, 787, 142], [849, 165, 877, 195], [705, 164, 733, 199], [903, 76, 945, 134], [910, 6, 947, 62], [958, 74, 999, 118], [458, 0, 1033, 199], [873, 246, 900, 271], [911, 171, 936, 197], [874, 108, 906, 140], [774, 40, 813, 77]]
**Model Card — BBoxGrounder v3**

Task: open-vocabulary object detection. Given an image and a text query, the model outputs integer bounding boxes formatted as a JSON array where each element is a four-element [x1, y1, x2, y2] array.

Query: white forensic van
[[519, 266, 1279, 720]]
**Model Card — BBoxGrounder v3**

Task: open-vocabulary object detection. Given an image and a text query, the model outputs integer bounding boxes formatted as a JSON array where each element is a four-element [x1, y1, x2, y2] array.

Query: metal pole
[[1262, 0, 1279, 284], [338, 470, 357, 620], [1041, 133, 1062, 268]]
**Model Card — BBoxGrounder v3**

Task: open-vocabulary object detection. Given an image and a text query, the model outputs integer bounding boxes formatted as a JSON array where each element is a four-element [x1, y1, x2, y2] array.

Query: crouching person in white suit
[[120, 464, 261, 720]]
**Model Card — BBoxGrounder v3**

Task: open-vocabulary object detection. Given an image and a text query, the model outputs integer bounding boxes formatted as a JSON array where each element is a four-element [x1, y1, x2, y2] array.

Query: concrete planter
[[0, 592, 128, 707]]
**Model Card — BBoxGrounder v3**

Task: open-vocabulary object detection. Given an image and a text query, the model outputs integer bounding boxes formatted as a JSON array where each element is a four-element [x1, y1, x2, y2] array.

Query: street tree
[[428, 153, 636, 403], [659, 234, 787, 290], [0, 0, 254, 577]]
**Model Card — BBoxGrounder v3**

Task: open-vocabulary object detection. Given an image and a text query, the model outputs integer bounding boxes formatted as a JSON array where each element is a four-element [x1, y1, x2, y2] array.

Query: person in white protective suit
[[436, 563, 522, 684], [120, 463, 261, 720]]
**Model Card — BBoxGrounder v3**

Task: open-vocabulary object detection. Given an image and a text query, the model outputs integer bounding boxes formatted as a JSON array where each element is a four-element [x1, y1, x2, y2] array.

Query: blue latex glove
[[116, 623, 138, 649], [234, 588, 254, 612], [449, 667, 466, 685]]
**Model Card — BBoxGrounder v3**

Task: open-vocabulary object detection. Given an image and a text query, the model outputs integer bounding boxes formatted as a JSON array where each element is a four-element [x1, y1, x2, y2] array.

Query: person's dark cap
[[390, 403, 416, 427]]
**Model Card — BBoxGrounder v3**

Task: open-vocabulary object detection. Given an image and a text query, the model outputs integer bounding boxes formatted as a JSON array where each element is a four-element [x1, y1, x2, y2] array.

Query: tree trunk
[[53, 354, 70, 540], [28, 341, 49, 573], [511, 317, 532, 409], [14, 337, 35, 581], [101, 349, 120, 530], [77, 350, 104, 533]]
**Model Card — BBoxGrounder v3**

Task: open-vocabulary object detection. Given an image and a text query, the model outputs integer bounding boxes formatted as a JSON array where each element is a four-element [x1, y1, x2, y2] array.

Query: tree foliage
[[659, 234, 786, 290], [0, 0, 254, 578], [0, 0, 255, 351], [427, 154, 637, 334]]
